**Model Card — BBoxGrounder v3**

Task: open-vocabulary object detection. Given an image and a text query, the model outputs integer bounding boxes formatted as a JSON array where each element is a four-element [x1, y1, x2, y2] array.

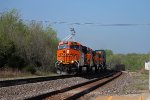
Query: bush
[[8, 54, 25, 69], [23, 66, 36, 74], [106, 50, 149, 72]]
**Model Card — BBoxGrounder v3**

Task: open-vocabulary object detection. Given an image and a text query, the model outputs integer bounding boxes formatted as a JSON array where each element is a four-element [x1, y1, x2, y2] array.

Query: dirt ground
[[96, 92, 150, 100]]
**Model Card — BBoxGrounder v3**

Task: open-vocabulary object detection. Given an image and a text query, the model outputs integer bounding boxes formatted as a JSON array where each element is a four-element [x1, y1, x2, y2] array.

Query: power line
[[18, 19, 150, 27]]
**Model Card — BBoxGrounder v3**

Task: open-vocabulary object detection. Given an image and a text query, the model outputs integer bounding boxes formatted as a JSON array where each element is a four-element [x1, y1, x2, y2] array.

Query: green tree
[[0, 9, 59, 73]]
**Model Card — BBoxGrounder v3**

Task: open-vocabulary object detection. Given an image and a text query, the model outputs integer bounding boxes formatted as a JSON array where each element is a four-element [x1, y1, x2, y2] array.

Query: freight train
[[55, 28, 106, 74]]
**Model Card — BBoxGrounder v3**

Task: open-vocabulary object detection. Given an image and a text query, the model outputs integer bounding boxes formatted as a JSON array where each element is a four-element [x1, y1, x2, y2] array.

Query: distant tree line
[[105, 50, 150, 72], [0, 9, 59, 74]]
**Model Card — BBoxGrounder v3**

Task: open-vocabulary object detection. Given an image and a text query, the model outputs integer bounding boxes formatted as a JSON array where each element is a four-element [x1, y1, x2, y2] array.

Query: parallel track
[[0, 75, 73, 87], [25, 71, 122, 100]]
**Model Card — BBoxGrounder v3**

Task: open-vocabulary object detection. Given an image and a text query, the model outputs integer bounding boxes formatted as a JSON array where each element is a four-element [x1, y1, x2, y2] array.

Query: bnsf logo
[[58, 53, 77, 57]]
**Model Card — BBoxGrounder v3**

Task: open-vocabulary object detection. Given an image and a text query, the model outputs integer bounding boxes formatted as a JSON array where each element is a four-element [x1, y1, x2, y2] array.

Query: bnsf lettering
[[58, 53, 77, 57]]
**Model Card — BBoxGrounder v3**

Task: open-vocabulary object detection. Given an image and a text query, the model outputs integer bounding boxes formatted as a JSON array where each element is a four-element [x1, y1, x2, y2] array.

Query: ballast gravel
[[0, 76, 90, 100], [0, 72, 147, 100]]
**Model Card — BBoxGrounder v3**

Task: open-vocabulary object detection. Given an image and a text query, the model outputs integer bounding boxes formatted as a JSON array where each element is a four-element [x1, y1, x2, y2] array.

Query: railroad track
[[0, 75, 74, 87], [25, 71, 122, 100]]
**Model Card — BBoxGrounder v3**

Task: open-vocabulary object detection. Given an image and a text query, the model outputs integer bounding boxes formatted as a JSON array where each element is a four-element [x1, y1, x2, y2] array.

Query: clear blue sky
[[0, 0, 150, 54]]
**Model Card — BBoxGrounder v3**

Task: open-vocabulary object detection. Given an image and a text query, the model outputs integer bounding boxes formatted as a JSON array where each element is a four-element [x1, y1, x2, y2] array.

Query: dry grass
[[0, 67, 57, 79], [0, 68, 34, 79], [129, 72, 148, 91]]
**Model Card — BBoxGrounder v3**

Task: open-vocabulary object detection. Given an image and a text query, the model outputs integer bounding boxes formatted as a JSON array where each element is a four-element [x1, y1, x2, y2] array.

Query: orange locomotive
[[95, 50, 106, 70], [92, 51, 100, 71], [55, 41, 106, 74]]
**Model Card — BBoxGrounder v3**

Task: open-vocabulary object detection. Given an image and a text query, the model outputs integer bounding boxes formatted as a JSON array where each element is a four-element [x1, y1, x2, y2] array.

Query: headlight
[[67, 50, 69, 54], [71, 60, 74, 63]]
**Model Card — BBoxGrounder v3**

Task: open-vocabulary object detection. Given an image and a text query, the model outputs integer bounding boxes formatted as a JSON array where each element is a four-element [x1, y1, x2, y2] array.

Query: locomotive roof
[[59, 41, 81, 45]]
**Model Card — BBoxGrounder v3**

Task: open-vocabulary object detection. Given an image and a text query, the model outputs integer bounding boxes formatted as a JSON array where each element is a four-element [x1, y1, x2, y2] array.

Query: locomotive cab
[[55, 41, 81, 74]]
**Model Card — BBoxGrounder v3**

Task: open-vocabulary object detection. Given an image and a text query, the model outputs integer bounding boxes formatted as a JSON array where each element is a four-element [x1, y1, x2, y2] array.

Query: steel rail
[[0, 75, 73, 87]]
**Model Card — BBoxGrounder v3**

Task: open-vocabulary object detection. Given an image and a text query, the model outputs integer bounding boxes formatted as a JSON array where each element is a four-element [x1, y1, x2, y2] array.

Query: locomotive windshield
[[58, 44, 68, 49], [70, 45, 79, 50], [58, 44, 80, 50]]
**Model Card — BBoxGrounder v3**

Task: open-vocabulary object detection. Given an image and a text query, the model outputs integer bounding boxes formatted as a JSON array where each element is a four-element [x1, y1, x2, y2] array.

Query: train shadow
[[76, 69, 114, 80]]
